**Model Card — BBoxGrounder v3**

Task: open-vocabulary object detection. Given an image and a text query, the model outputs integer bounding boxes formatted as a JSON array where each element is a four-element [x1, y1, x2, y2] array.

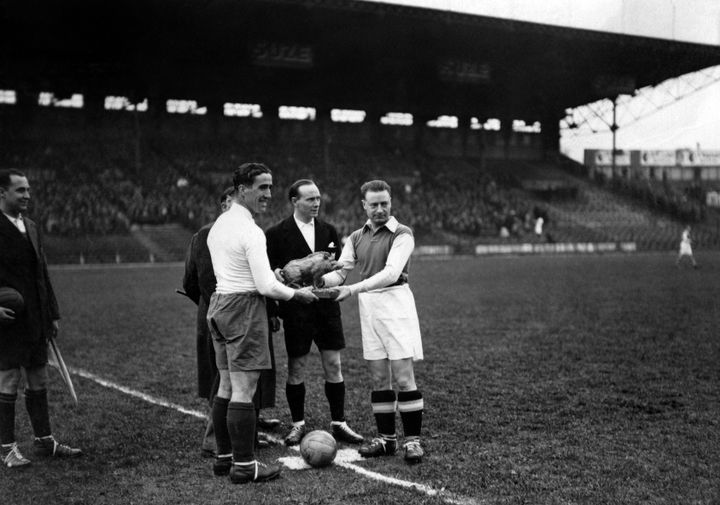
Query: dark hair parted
[[233, 163, 271, 191], [220, 186, 235, 203], [360, 179, 391, 199], [0, 169, 27, 189], [287, 179, 316, 202]]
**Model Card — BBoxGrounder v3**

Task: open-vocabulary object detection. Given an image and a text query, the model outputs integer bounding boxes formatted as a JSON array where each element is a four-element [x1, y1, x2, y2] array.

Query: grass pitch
[[2, 252, 719, 504]]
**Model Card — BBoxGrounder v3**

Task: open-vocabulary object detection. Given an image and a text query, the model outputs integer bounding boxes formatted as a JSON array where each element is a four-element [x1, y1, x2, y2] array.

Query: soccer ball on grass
[[299, 430, 337, 468]]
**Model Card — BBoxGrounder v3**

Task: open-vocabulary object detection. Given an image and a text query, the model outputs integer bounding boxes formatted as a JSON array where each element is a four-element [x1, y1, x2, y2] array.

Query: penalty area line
[[70, 367, 479, 505]]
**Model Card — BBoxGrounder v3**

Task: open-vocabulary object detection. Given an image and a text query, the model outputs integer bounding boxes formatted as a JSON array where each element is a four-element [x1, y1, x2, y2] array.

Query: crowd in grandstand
[[3, 137, 531, 243], [2, 128, 712, 250], [595, 170, 706, 224]]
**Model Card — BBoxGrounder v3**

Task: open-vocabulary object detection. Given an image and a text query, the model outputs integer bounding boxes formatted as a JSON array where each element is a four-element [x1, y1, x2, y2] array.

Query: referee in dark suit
[[266, 179, 363, 446]]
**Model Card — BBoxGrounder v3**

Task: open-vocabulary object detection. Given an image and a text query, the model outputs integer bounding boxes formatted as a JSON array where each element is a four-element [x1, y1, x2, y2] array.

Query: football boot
[[331, 421, 364, 444], [33, 436, 82, 458], [2, 443, 31, 468], [358, 436, 397, 458], [213, 455, 232, 476], [257, 417, 281, 431], [284, 424, 306, 446], [229, 460, 282, 484], [402, 437, 424, 464]]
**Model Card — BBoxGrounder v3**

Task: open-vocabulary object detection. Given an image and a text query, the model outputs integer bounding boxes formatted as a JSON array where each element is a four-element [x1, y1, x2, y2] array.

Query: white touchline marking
[[335, 459, 479, 505], [71, 368, 207, 419], [279, 448, 362, 470], [70, 367, 480, 505], [281, 448, 481, 505]]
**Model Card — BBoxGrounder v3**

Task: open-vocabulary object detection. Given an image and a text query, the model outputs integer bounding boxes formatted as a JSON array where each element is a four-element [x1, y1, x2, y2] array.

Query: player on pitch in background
[[206, 163, 317, 484], [266, 179, 364, 447], [320, 179, 425, 464], [675, 225, 699, 269]]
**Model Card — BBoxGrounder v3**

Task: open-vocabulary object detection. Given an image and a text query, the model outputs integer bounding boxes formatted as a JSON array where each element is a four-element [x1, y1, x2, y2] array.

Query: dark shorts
[[283, 303, 345, 358], [0, 335, 47, 371], [207, 292, 271, 372]]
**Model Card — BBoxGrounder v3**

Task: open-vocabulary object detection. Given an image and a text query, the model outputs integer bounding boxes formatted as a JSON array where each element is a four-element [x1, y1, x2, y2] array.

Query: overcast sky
[[361, 0, 720, 160]]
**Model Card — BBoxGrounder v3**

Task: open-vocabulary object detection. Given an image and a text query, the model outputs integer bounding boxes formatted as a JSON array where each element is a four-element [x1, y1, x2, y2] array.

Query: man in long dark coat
[[0, 169, 82, 468]]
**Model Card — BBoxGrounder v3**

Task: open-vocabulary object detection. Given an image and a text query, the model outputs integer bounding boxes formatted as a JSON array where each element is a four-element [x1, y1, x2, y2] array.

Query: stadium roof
[[357, 0, 720, 47], [3, 0, 720, 121]]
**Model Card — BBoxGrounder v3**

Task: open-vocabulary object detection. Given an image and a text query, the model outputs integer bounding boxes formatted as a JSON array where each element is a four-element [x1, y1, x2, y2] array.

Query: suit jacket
[[265, 215, 342, 322], [0, 213, 59, 345]]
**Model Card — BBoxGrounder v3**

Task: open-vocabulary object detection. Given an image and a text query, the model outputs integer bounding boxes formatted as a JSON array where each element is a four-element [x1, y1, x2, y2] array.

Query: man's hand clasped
[[292, 286, 319, 304], [332, 286, 352, 302]]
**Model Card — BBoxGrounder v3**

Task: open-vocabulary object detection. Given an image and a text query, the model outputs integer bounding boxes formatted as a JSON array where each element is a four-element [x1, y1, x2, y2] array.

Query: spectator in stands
[[9, 137, 531, 248]]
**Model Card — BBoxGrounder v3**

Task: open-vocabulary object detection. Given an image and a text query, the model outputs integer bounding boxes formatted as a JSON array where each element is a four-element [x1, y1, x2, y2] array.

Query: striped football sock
[[398, 390, 423, 438]]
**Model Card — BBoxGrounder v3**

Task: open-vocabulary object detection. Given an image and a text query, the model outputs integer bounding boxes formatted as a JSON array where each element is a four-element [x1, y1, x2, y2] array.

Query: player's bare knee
[[287, 355, 308, 384], [323, 367, 342, 383], [24, 365, 49, 390], [370, 370, 391, 389], [230, 390, 254, 403], [321, 351, 342, 382], [216, 371, 232, 399], [229, 379, 258, 403], [229, 370, 260, 401], [396, 378, 417, 391], [216, 383, 232, 399], [393, 364, 417, 391], [0, 368, 22, 394]]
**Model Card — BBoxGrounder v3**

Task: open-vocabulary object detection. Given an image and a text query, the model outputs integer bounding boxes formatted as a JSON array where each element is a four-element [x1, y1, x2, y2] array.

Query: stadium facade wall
[[474, 241, 637, 256], [584, 148, 720, 182]]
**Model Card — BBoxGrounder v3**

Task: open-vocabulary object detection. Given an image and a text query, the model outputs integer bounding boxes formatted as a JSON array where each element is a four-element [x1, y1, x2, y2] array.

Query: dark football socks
[[24, 389, 51, 438], [325, 380, 345, 422], [0, 392, 17, 445], [371, 389, 397, 436], [398, 390, 424, 438], [227, 402, 256, 463], [286, 382, 306, 423], [211, 397, 232, 457]]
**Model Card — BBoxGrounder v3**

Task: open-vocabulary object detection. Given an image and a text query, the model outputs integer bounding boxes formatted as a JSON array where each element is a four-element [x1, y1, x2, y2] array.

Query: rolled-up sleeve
[[247, 231, 295, 300], [322, 239, 356, 287]]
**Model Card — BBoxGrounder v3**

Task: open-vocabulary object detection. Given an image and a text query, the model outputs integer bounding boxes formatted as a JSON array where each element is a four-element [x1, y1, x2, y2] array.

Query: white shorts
[[357, 284, 423, 361], [679, 243, 692, 256]]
